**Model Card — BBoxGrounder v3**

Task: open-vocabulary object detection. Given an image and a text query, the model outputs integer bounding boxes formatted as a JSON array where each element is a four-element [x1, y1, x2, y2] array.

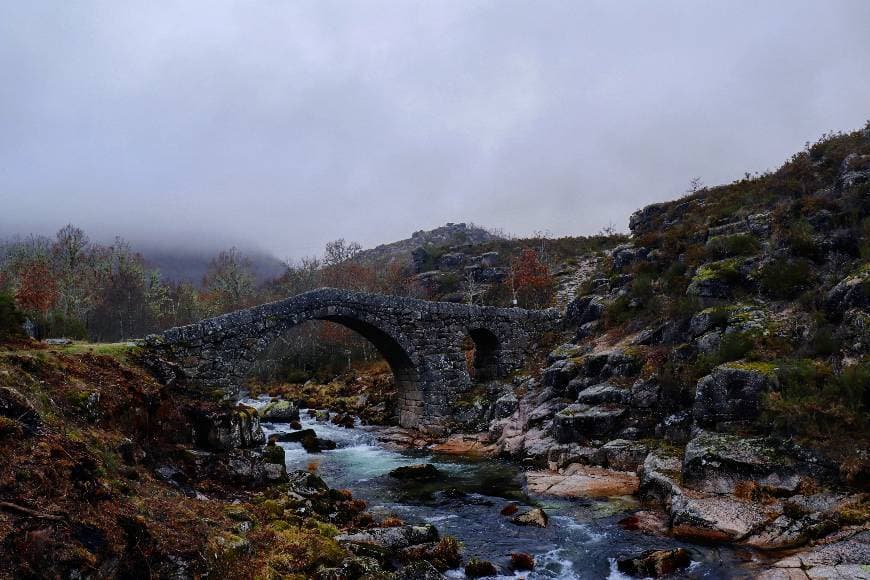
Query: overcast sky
[[1, 1, 868, 259]]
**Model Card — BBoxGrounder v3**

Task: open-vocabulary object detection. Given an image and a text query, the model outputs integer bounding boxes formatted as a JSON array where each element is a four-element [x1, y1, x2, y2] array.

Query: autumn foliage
[[510, 248, 554, 309]]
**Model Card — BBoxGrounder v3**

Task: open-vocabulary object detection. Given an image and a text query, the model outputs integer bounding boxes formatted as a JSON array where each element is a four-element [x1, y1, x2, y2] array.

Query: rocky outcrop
[[189, 403, 265, 451], [693, 364, 778, 427], [682, 431, 805, 495]]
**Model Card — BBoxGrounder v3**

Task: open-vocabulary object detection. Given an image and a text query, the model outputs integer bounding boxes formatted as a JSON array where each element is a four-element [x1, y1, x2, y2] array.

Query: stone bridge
[[145, 288, 559, 428]]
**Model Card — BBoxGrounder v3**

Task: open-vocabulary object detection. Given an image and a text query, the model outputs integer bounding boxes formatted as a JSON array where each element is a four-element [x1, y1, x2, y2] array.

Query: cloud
[[1, 0, 868, 259]]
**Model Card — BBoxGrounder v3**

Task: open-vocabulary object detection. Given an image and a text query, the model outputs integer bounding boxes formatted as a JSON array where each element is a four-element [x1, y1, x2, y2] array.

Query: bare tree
[[323, 239, 362, 266], [462, 268, 482, 305]]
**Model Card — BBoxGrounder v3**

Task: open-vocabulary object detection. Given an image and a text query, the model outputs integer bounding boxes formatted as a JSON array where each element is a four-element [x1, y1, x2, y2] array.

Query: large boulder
[[825, 267, 870, 318], [758, 529, 870, 579], [565, 294, 605, 327], [617, 548, 691, 577], [260, 399, 300, 423], [189, 404, 266, 451], [693, 363, 778, 427], [576, 382, 628, 405], [526, 464, 638, 498], [682, 431, 805, 495], [553, 404, 626, 443], [389, 463, 441, 481], [337, 524, 439, 552], [669, 493, 769, 542]]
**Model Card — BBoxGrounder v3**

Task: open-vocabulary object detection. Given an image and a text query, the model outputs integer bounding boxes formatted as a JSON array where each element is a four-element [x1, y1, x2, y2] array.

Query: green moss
[[692, 258, 743, 282], [722, 360, 779, 377]]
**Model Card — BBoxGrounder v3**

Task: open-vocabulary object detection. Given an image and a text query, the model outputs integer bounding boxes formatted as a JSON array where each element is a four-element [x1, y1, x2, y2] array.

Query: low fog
[[1, 1, 869, 259]]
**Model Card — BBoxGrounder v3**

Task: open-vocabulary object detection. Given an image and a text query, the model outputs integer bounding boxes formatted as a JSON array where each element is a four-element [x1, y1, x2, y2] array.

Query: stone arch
[[244, 306, 425, 425], [463, 327, 504, 382]]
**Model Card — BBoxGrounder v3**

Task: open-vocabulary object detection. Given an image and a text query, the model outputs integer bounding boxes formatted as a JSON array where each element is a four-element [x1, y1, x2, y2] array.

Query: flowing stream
[[244, 397, 760, 579]]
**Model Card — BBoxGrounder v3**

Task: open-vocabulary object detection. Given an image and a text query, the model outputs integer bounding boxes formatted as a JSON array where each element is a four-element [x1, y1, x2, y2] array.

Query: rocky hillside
[[0, 342, 463, 579], [440, 125, 869, 576]]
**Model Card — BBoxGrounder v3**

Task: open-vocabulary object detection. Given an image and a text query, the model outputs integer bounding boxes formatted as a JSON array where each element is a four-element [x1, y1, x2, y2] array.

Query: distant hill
[[355, 222, 504, 266], [141, 246, 286, 285]]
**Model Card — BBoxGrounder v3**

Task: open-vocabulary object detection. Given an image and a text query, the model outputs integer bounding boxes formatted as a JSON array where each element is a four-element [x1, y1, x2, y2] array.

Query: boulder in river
[[389, 463, 441, 480], [510, 552, 535, 571], [270, 428, 336, 452], [512, 507, 548, 528], [617, 548, 691, 577], [465, 558, 498, 578], [260, 400, 299, 423]]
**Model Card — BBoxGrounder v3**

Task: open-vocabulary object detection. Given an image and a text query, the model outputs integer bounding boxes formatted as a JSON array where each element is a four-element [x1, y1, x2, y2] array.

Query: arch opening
[[463, 327, 502, 382], [245, 313, 423, 426]]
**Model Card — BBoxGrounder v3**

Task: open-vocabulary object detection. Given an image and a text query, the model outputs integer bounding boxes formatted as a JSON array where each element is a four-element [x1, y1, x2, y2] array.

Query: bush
[[0, 293, 25, 340], [707, 234, 760, 258], [758, 258, 815, 299]]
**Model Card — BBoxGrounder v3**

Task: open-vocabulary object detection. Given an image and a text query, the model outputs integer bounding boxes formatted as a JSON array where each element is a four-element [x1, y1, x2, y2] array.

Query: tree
[[462, 269, 482, 305], [202, 247, 256, 314], [323, 239, 361, 267], [14, 258, 58, 315], [52, 224, 95, 322], [89, 238, 155, 340], [510, 248, 554, 309]]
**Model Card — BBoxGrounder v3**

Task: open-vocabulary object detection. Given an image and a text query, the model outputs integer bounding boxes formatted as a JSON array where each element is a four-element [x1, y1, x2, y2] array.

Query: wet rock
[[465, 558, 498, 578], [510, 552, 535, 571], [500, 502, 519, 516], [389, 463, 441, 481], [617, 548, 691, 577], [337, 523, 439, 552], [553, 403, 626, 443], [302, 434, 337, 453], [526, 464, 638, 498], [260, 400, 300, 423], [511, 507, 548, 528], [693, 364, 778, 427], [272, 428, 317, 443], [331, 413, 355, 428], [396, 560, 445, 580], [682, 431, 804, 495]]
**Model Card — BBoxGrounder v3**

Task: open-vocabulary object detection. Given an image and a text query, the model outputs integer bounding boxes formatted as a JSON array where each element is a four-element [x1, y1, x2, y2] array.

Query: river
[[244, 397, 759, 579]]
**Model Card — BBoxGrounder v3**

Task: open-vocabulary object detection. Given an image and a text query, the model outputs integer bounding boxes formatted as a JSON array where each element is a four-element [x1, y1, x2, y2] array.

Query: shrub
[[707, 234, 761, 258], [0, 293, 25, 340], [758, 258, 815, 299]]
